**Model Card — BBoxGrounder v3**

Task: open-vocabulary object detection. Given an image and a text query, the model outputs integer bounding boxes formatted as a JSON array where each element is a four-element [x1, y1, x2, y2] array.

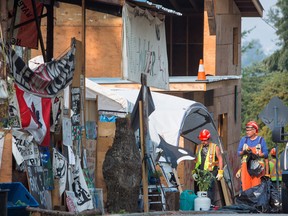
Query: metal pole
[[274, 106, 280, 191]]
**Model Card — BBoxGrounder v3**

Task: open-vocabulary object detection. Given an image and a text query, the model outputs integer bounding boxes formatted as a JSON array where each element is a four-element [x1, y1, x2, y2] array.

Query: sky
[[242, 0, 279, 55]]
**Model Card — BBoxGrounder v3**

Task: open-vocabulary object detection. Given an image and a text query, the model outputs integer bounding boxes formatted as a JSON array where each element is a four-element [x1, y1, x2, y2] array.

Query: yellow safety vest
[[269, 159, 282, 181], [195, 143, 218, 171]]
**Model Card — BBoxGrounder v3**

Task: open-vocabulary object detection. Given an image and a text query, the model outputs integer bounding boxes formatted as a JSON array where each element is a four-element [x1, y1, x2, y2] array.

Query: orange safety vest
[[195, 143, 218, 171]]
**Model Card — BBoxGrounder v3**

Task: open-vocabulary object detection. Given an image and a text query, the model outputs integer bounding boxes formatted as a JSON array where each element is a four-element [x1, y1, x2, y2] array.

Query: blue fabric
[[237, 136, 268, 158]]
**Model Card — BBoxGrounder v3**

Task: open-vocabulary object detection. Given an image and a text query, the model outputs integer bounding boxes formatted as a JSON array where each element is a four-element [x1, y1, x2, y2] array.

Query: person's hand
[[243, 147, 252, 155], [216, 169, 224, 181], [236, 169, 241, 178]]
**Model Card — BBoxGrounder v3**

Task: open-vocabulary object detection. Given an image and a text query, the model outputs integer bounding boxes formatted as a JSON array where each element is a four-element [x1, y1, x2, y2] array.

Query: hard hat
[[199, 129, 211, 141], [270, 148, 276, 157], [246, 121, 259, 133]]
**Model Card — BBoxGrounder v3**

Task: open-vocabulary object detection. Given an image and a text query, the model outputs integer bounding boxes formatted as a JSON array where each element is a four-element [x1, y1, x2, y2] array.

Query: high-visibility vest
[[269, 158, 282, 181], [195, 143, 218, 171], [241, 138, 265, 166]]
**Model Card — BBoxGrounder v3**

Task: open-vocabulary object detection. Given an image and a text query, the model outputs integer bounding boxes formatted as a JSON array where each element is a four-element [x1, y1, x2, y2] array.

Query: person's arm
[[216, 146, 223, 170], [215, 145, 224, 180], [237, 137, 249, 156], [261, 138, 269, 158]]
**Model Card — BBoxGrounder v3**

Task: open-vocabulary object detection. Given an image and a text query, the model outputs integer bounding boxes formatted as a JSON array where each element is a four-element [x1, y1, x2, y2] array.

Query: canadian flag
[[15, 84, 51, 146]]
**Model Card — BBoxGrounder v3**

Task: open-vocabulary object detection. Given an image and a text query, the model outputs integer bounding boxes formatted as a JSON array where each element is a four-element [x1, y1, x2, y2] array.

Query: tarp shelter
[[86, 78, 224, 160]]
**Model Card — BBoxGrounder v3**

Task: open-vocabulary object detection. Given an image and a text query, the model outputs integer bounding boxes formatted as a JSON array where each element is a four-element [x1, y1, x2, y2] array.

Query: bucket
[[179, 190, 197, 210], [194, 191, 211, 211]]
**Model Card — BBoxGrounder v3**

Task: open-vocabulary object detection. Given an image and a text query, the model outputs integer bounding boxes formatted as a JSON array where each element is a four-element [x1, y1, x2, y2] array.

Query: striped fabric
[[2, 39, 76, 97]]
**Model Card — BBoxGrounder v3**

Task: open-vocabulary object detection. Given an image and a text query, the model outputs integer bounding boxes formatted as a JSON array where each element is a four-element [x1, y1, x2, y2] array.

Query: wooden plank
[[96, 136, 114, 204], [0, 132, 12, 182], [172, 168, 182, 193], [97, 122, 116, 137], [72, 39, 83, 88], [220, 178, 233, 206], [51, 178, 61, 208]]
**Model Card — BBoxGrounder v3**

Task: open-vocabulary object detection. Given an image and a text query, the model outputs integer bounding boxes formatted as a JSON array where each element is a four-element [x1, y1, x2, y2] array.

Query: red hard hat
[[246, 121, 259, 133], [270, 148, 276, 157], [199, 129, 211, 141]]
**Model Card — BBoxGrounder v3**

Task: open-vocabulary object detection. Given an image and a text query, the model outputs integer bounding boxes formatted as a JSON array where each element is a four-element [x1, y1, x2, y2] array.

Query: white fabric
[[85, 78, 220, 150]]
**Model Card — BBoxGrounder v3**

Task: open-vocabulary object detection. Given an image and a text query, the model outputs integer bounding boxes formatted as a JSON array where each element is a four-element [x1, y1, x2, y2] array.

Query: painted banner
[[53, 148, 67, 196], [71, 88, 81, 126], [40, 146, 54, 190], [14, 84, 51, 146], [10, 0, 44, 49], [122, 3, 169, 90], [51, 96, 63, 133], [68, 156, 94, 212], [8, 93, 22, 128], [27, 165, 52, 209], [84, 140, 97, 184], [12, 129, 40, 165], [62, 117, 72, 146], [2, 40, 76, 97]]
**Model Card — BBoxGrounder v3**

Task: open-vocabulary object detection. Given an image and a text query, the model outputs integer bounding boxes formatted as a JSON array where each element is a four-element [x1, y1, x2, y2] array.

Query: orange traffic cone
[[197, 59, 206, 80]]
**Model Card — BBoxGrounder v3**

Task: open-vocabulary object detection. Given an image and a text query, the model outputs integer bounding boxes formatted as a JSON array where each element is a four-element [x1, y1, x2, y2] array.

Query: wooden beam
[[0, 132, 12, 182], [96, 79, 240, 92], [205, 0, 216, 35]]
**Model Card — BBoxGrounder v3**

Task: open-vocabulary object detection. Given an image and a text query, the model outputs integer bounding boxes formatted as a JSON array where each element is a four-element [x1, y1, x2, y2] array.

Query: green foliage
[[192, 168, 215, 191], [241, 0, 288, 153]]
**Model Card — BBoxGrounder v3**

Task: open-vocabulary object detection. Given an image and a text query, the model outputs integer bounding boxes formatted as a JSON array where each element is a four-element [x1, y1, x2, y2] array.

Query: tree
[[241, 0, 288, 150]]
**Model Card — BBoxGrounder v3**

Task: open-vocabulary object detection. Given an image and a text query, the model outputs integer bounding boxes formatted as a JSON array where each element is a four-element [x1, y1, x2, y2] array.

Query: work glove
[[243, 148, 252, 155], [216, 169, 224, 181], [192, 173, 199, 181], [235, 169, 241, 178]]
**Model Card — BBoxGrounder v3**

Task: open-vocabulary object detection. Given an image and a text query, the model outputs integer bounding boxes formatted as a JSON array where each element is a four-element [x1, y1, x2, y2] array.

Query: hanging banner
[[53, 148, 68, 196], [27, 165, 52, 209], [2, 40, 76, 97], [68, 156, 94, 212], [122, 3, 169, 90], [62, 117, 72, 147], [14, 84, 51, 146], [10, 0, 44, 49], [12, 130, 40, 166]]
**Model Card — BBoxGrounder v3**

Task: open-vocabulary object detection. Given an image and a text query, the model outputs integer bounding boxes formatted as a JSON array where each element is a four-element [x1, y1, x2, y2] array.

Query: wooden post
[[0, 132, 12, 182], [139, 73, 150, 212], [139, 100, 149, 212]]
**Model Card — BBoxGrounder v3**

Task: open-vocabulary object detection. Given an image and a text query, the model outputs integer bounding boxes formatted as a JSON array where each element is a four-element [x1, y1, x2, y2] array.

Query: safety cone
[[197, 59, 206, 80]]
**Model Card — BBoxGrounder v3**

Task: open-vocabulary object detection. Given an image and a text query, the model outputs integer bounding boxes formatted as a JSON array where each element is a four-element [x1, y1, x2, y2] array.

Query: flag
[[158, 135, 195, 168], [130, 85, 155, 131], [2, 39, 76, 97], [15, 84, 51, 146], [10, 0, 44, 49]]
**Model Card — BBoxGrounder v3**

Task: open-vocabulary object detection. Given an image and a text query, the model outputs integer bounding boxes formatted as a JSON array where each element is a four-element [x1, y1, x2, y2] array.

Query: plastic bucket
[[180, 190, 197, 210]]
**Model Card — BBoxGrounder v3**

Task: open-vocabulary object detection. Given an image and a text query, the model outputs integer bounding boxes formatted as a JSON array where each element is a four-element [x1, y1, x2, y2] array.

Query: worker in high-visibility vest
[[237, 121, 269, 191], [194, 129, 223, 205], [269, 148, 282, 190]]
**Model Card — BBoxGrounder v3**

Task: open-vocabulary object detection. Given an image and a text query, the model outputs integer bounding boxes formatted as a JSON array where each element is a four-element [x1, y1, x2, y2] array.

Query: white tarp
[[122, 3, 169, 90], [85, 78, 222, 151]]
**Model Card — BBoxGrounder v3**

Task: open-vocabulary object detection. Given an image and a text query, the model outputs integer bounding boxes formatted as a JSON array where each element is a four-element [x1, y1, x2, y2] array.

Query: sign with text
[[122, 3, 169, 90]]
